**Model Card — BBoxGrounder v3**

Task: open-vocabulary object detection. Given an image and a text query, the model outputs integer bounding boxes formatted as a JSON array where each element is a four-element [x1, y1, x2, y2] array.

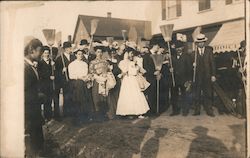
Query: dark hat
[[43, 46, 50, 53], [63, 41, 72, 49], [175, 40, 184, 48], [73, 49, 85, 54], [52, 47, 58, 56], [79, 39, 89, 46]]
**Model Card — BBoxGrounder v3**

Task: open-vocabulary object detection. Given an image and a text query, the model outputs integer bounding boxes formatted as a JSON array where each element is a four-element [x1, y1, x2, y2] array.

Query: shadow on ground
[[186, 125, 246, 158]]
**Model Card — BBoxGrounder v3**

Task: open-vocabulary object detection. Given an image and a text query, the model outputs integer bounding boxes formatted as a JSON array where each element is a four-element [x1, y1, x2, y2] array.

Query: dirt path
[[43, 111, 246, 158]]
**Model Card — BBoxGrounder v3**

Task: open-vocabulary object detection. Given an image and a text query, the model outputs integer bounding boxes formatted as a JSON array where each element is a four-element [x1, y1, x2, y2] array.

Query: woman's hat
[[195, 34, 208, 43], [79, 39, 89, 46], [93, 40, 105, 52]]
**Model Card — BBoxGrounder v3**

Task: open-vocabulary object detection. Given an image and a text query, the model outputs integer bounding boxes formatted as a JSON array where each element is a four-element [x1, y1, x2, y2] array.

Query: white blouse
[[68, 60, 88, 80]]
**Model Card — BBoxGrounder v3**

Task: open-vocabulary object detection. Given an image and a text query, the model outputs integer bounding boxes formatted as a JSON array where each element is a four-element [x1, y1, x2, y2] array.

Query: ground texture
[[43, 109, 246, 158]]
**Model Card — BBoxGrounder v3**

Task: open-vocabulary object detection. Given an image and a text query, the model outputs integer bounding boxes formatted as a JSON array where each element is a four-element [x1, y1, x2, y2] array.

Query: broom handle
[[167, 42, 175, 87], [193, 46, 198, 83], [88, 35, 94, 56], [61, 53, 69, 82], [49, 46, 55, 90], [237, 49, 246, 92], [157, 79, 160, 114]]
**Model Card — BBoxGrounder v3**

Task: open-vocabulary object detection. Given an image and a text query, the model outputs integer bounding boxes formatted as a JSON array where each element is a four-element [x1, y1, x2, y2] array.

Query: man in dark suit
[[170, 40, 192, 116], [139, 43, 156, 114], [24, 38, 44, 156], [37, 46, 55, 121], [78, 39, 96, 64], [55, 41, 76, 117], [192, 34, 216, 117]]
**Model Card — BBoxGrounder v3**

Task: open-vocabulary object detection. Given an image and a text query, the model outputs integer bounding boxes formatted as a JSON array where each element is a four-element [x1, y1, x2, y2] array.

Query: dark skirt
[[70, 80, 93, 115], [91, 80, 107, 112]]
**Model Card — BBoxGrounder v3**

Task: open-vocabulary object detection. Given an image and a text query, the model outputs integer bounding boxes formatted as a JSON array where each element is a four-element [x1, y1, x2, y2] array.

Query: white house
[[147, 0, 245, 53]]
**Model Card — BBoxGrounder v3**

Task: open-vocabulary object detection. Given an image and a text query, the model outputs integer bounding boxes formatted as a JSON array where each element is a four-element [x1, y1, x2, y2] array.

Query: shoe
[[193, 111, 200, 116], [207, 111, 215, 117], [138, 115, 145, 119], [170, 112, 180, 116], [182, 112, 188, 116]]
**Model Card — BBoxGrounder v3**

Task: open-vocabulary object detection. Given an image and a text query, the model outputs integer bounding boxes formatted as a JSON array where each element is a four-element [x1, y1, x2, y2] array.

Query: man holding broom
[[192, 34, 216, 117]]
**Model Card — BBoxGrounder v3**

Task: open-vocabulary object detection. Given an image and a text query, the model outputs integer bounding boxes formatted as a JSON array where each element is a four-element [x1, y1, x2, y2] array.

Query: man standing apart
[[192, 34, 216, 117]]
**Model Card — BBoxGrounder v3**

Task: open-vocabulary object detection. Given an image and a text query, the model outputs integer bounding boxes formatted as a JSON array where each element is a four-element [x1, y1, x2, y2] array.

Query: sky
[[2, 1, 157, 44]]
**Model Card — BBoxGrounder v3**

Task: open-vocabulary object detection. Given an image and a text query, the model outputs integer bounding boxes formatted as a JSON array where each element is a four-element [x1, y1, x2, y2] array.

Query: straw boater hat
[[195, 33, 208, 43]]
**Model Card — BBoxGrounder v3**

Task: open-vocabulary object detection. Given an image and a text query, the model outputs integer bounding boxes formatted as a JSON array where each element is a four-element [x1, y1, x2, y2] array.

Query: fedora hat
[[195, 34, 208, 43]]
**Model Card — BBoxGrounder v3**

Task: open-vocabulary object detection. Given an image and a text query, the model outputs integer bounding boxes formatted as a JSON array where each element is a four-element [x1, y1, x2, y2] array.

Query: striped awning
[[209, 19, 245, 53]]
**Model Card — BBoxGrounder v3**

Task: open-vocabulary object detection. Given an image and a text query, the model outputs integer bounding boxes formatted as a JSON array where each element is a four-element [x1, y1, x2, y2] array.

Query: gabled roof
[[73, 15, 151, 42]]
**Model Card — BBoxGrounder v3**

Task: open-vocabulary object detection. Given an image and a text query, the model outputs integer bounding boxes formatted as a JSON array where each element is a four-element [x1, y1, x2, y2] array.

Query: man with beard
[[169, 40, 192, 116]]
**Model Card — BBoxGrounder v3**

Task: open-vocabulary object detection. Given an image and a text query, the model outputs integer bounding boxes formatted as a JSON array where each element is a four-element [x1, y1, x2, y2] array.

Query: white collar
[[24, 57, 33, 65]]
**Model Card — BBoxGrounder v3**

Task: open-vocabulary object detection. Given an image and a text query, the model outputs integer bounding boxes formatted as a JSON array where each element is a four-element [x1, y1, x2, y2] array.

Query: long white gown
[[116, 59, 150, 116]]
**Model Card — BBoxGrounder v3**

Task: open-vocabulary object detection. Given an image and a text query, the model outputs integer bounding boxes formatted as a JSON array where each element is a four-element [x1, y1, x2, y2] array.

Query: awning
[[209, 19, 245, 53]]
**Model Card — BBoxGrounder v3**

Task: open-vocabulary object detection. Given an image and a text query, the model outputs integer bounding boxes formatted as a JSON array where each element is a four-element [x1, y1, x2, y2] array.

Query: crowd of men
[[24, 33, 246, 156]]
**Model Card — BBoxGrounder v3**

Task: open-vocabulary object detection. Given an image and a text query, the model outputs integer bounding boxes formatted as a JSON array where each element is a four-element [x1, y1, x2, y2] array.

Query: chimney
[[107, 12, 112, 18]]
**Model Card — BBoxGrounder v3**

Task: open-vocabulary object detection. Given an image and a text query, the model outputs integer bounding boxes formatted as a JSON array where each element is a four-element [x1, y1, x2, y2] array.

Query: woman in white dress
[[116, 48, 150, 118]]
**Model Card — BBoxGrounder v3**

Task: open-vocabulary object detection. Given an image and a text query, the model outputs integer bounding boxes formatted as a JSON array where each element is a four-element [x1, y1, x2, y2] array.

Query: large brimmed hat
[[93, 40, 105, 52], [195, 34, 208, 43]]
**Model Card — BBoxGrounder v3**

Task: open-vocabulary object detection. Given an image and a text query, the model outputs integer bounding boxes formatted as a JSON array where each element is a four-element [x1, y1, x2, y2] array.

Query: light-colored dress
[[116, 60, 150, 116]]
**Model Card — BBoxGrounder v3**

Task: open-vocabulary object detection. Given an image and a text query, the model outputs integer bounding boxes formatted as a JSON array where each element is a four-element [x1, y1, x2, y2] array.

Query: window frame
[[198, 0, 211, 12], [166, 0, 182, 20]]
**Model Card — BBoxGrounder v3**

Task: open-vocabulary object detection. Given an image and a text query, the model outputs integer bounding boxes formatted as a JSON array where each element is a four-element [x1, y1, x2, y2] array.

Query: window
[[226, 0, 241, 5], [166, 0, 182, 19], [162, 0, 166, 20], [225, 0, 233, 5], [199, 0, 211, 11]]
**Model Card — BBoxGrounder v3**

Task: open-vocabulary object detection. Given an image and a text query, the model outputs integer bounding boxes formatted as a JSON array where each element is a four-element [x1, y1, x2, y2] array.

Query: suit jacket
[[192, 46, 216, 83], [38, 59, 53, 93], [55, 53, 76, 88], [82, 53, 96, 65], [172, 53, 192, 85], [24, 60, 43, 130], [142, 53, 155, 82]]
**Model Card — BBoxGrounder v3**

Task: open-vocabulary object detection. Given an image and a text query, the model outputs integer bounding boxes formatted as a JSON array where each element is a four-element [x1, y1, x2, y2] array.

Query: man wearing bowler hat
[[170, 40, 192, 116], [78, 39, 96, 64], [192, 34, 216, 117], [55, 41, 76, 118]]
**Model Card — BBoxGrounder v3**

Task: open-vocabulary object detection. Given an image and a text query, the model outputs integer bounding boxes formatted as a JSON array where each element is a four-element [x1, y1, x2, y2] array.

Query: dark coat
[[82, 53, 96, 65], [24, 60, 44, 150], [37, 59, 53, 94], [172, 53, 192, 85], [192, 46, 216, 84], [142, 53, 155, 83], [55, 53, 76, 88]]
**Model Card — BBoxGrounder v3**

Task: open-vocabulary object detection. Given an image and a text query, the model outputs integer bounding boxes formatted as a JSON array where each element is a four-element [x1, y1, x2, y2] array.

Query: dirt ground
[[43, 108, 246, 158]]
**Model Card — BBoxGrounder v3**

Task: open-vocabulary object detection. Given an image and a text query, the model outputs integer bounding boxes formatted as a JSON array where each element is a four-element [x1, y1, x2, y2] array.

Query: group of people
[[24, 33, 245, 156]]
